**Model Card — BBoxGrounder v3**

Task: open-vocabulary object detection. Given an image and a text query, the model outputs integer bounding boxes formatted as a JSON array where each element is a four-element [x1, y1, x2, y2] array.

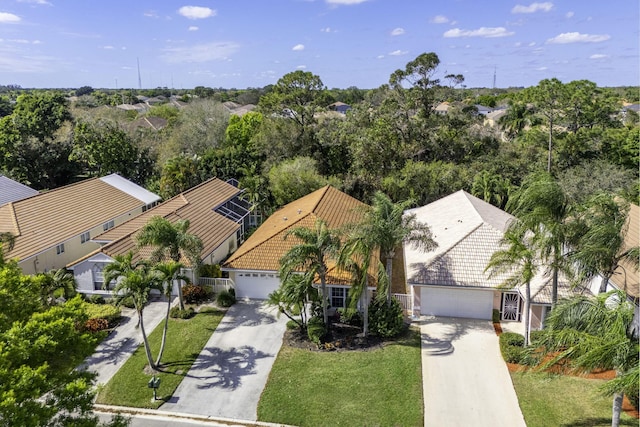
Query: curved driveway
[[421, 316, 526, 427], [160, 300, 288, 421]]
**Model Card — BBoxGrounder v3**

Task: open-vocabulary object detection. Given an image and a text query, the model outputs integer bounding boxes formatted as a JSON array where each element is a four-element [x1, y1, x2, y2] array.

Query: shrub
[[492, 309, 500, 323], [499, 332, 525, 363], [216, 290, 236, 307], [83, 318, 109, 333], [337, 308, 363, 327], [182, 284, 210, 304], [118, 296, 135, 309], [169, 306, 195, 319], [83, 302, 121, 327], [286, 320, 300, 330], [369, 298, 404, 338], [307, 316, 327, 345], [89, 294, 106, 305], [528, 330, 546, 345], [228, 287, 236, 298], [198, 306, 221, 314], [199, 264, 221, 278]]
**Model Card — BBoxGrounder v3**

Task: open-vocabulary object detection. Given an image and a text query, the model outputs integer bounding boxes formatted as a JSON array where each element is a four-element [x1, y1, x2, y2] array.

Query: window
[[331, 287, 348, 308], [93, 264, 104, 290], [56, 243, 65, 255], [80, 231, 90, 244], [103, 220, 114, 231]]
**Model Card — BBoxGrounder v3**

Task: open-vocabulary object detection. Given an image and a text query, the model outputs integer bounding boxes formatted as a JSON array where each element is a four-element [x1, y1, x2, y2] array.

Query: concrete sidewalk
[[160, 300, 288, 421], [80, 299, 170, 386], [420, 316, 526, 427]]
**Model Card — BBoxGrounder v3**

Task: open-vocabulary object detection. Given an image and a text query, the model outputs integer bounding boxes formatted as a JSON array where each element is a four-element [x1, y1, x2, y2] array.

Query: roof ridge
[[10, 176, 100, 205], [309, 185, 331, 213]]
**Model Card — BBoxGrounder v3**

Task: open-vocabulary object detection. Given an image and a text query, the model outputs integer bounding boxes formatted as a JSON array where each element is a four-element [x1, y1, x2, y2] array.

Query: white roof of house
[[0, 175, 39, 206], [99, 174, 161, 205], [404, 190, 584, 304]]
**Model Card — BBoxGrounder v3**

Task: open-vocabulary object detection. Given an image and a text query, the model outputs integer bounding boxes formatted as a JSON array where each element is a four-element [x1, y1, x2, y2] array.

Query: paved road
[[160, 301, 288, 421], [79, 299, 169, 386], [420, 316, 526, 427]]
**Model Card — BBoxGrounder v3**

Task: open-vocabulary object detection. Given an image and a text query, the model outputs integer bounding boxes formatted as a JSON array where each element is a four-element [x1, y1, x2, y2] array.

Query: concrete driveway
[[420, 316, 526, 427], [80, 300, 168, 386], [160, 300, 288, 421]]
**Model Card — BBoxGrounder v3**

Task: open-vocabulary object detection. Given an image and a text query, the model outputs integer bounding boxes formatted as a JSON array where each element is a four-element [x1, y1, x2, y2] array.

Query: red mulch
[[496, 324, 639, 419]]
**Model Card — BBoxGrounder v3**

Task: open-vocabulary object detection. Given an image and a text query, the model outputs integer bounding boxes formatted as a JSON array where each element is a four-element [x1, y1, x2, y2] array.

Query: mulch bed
[[284, 322, 385, 352]]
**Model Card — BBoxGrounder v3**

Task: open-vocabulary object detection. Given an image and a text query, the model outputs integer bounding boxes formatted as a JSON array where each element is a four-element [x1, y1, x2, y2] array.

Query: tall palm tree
[[571, 193, 639, 294], [537, 290, 638, 427], [112, 267, 162, 372], [279, 219, 341, 326], [102, 252, 145, 290], [352, 191, 436, 305], [485, 228, 538, 346], [152, 260, 190, 367], [507, 172, 574, 307], [136, 216, 203, 310], [267, 273, 318, 331]]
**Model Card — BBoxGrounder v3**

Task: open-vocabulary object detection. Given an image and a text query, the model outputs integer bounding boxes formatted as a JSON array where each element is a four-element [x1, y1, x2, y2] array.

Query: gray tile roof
[[0, 175, 38, 206]]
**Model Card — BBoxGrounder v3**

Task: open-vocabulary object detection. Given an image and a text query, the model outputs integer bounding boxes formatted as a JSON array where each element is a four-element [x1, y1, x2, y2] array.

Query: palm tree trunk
[[611, 391, 624, 427], [523, 282, 531, 346], [320, 275, 328, 326], [138, 309, 156, 371], [547, 117, 553, 173], [386, 254, 394, 306], [551, 267, 559, 307], [599, 274, 611, 294], [155, 297, 171, 366], [363, 277, 369, 336]]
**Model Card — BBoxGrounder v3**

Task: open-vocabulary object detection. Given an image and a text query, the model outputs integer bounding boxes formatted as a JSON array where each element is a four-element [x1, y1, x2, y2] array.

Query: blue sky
[[0, 0, 637, 89]]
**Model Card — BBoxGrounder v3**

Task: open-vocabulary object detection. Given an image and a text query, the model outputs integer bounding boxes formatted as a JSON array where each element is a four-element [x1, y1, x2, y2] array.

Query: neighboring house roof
[[0, 175, 38, 206], [130, 116, 168, 131], [611, 203, 639, 299], [224, 185, 365, 272], [434, 102, 450, 113], [0, 175, 158, 262], [69, 178, 243, 267], [404, 190, 580, 304], [485, 109, 506, 122]]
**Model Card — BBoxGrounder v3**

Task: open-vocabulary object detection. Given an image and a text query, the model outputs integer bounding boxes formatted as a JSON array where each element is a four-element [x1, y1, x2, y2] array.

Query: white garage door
[[233, 272, 281, 300], [421, 287, 493, 320]]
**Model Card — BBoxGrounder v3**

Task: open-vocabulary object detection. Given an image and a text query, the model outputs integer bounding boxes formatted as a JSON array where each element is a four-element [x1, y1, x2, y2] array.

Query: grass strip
[[258, 329, 423, 427], [96, 307, 224, 409], [511, 371, 637, 426]]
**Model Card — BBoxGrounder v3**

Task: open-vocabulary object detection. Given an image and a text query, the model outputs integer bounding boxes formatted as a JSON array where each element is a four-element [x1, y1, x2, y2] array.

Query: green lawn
[[511, 371, 637, 427], [95, 307, 224, 408], [258, 329, 423, 427]]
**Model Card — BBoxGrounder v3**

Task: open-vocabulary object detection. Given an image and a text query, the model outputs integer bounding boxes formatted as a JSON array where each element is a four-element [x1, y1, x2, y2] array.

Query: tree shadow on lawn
[[184, 345, 271, 390], [561, 418, 637, 426]]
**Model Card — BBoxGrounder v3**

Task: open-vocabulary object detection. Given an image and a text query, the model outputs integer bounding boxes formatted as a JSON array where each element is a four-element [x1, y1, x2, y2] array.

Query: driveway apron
[[80, 300, 168, 386], [421, 317, 526, 427], [160, 300, 287, 421]]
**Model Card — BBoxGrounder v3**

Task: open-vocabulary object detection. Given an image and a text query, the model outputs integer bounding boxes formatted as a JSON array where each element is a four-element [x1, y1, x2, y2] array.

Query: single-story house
[[222, 185, 388, 304], [405, 190, 583, 329], [68, 178, 251, 296], [328, 102, 352, 114], [0, 175, 38, 206], [0, 174, 160, 275]]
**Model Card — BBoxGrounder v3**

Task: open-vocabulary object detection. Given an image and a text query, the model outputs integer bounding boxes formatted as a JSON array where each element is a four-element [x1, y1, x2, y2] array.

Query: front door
[[501, 292, 522, 321]]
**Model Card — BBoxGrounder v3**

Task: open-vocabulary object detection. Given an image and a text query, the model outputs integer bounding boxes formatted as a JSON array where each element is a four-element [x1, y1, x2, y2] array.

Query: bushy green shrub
[[337, 308, 363, 326], [286, 320, 300, 330], [228, 287, 236, 298], [118, 296, 135, 309], [307, 316, 327, 345], [499, 332, 525, 363], [198, 306, 221, 314], [199, 264, 221, 278], [169, 306, 195, 319], [492, 309, 500, 323], [216, 290, 236, 307], [528, 330, 546, 345], [83, 302, 121, 327], [182, 284, 210, 304], [89, 294, 106, 304], [369, 298, 404, 338]]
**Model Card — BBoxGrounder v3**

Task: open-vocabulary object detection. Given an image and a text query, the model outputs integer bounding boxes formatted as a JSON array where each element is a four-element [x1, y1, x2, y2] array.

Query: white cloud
[[430, 15, 449, 24], [390, 27, 405, 36], [296, 65, 307, 69], [566, 11, 574, 18], [0, 12, 21, 23], [325, 0, 369, 4], [528, 41, 536, 46], [188, 26, 199, 31], [178, 6, 216, 20], [546, 32, 610, 44], [103, 45, 115, 50], [292, 44, 305, 51], [389, 49, 408, 56], [377, 55, 385, 59], [18, 0, 51, 4], [512, 2, 553, 14], [144, 10, 158, 18], [320, 27, 334, 33], [160, 41, 239, 63], [514, 42, 522, 47], [444, 27, 514, 38], [537, 66, 548, 71], [590, 54, 609, 59]]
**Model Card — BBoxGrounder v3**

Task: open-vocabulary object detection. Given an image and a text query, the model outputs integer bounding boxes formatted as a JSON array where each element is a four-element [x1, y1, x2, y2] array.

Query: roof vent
[[297, 209, 302, 214], [283, 217, 288, 221]]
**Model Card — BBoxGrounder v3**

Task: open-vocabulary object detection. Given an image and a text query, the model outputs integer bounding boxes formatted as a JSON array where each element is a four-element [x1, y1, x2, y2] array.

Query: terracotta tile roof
[[224, 186, 364, 271], [69, 178, 242, 267], [0, 177, 148, 261], [611, 203, 639, 299]]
